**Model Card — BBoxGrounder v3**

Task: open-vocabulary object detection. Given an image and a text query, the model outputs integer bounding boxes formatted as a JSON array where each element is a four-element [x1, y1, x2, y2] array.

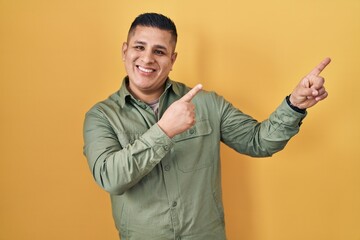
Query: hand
[[158, 84, 203, 138], [289, 57, 331, 109]]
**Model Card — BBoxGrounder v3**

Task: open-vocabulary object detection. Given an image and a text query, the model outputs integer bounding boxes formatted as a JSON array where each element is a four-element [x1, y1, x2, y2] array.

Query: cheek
[[160, 60, 173, 71], [124, 55, 137, 68], [124, 51, 138, 61]]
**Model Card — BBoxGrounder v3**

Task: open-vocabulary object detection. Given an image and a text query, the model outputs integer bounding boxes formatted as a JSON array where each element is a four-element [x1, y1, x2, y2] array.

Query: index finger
[[308, 57, 331, 76], [180, 84, 203, 102]]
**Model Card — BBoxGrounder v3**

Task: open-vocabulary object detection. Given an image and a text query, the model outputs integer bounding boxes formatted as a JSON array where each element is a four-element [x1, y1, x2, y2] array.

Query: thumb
[[179, 84, 203, 102]]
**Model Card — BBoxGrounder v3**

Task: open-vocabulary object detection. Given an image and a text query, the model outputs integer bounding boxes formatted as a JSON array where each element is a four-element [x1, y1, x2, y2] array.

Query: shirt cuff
[[140, 124, 175, 164], [276, 98, 307, 127]]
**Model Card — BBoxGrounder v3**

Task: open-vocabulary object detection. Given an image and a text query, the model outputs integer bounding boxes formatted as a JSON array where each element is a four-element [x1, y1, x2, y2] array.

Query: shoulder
[[85, 90, 122, 118]]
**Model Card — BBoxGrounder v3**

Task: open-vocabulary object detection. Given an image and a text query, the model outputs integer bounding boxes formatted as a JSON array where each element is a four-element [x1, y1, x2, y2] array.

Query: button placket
[[160, 147, 180, 234]]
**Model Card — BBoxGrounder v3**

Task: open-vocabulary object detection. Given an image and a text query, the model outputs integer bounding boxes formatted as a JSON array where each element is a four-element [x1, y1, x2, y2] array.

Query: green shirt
[[83, 77, 306, 240]]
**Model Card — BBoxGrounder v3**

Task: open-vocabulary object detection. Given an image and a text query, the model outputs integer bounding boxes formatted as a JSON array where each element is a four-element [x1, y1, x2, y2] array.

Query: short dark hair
[[128, 13, 178, 44]]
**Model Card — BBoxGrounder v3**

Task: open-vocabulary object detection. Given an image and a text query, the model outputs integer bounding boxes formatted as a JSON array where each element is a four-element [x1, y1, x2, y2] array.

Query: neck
[[126, 84, 164, 104]]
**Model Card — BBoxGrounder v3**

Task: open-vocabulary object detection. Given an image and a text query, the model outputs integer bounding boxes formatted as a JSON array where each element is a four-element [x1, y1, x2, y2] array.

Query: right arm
[[83, 107, 174, 195]]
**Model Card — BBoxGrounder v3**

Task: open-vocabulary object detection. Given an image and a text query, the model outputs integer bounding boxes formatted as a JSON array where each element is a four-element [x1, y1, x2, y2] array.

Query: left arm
[[219, 96, 306, 157], [219, 57, 331, 157]]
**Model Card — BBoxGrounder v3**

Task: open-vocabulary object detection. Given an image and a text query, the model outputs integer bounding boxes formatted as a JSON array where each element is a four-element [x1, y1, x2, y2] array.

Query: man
[[83, 13, 330, 240]]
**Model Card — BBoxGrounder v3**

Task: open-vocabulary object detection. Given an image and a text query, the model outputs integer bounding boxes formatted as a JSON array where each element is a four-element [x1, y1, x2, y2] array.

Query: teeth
[[138, 66, 154, 73]]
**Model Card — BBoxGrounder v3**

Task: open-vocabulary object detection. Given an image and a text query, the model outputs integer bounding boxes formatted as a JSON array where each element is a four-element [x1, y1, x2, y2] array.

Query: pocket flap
[[173, 119, 212, 142]]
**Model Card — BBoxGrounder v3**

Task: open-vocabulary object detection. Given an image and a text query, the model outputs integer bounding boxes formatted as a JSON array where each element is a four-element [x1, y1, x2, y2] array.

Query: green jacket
[[83, 77, 306, 240]]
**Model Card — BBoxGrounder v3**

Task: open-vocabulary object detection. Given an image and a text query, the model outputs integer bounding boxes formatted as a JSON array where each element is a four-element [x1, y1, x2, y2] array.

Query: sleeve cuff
[[275, 98, 307, 127], [139, 124, 175, 163]]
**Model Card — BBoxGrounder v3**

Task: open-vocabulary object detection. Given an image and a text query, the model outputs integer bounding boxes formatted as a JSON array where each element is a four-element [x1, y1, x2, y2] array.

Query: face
[[122, 26, 177, 102]]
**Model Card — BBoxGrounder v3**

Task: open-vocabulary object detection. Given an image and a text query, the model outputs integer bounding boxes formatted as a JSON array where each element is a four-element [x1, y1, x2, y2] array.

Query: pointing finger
[[308, 57, 331, 76], [180, 84, 203, 102]]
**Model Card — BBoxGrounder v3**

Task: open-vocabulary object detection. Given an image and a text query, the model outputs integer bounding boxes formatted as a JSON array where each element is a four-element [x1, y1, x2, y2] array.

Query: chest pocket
[[173, 119, 214, 172]]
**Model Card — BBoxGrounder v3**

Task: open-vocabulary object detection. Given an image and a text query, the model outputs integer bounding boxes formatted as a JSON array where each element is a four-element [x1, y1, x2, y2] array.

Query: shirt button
[[189, 128, 195, 134], [172, 201, 177, 207], [163, 145, 169, 151], [164, 165, 170, 171]]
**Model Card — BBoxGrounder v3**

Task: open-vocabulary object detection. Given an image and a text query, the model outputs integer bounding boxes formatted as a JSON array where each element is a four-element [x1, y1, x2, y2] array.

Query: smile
[[137, 65, 156, 73]]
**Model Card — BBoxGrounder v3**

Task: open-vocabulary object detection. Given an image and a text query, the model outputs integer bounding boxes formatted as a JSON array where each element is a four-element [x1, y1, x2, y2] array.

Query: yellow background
[[1, 0, 359, 239]]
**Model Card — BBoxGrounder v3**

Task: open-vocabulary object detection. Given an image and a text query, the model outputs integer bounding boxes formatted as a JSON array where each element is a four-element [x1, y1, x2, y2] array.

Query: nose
[[140, 49, 155, 64]]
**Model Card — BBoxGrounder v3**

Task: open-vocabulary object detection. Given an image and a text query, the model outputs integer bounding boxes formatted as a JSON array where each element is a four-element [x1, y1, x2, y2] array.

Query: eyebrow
[[133, 40, 168, 51]]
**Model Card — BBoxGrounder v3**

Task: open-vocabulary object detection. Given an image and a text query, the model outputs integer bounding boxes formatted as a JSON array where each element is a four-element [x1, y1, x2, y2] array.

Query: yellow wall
[[1, 0, 359, 239]]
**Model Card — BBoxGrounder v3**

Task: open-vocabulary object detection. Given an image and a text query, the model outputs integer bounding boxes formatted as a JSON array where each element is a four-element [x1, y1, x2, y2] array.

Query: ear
[[122, 42, 128, 61], [171, 52, 178, 65]]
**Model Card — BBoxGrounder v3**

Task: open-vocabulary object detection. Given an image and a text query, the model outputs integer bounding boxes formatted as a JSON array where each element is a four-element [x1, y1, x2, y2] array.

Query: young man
[[83, 13, 330, 240]]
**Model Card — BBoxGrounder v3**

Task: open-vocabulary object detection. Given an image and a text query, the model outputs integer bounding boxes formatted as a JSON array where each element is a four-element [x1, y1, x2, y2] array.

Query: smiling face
[[122, 26, 177, 103]]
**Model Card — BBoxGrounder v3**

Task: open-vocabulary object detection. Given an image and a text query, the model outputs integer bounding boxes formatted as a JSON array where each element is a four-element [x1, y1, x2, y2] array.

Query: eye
[[154, 50, 165, 55], [134, 45, 145, 51]]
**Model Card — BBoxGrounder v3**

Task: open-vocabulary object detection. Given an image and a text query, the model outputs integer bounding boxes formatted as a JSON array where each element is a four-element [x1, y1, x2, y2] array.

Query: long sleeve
[[83, 106, 174, 195], [218, 95, 306, 157]]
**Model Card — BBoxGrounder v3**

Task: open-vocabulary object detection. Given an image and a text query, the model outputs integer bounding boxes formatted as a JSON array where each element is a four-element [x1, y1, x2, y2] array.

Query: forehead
[[128, 26, 176, 49]]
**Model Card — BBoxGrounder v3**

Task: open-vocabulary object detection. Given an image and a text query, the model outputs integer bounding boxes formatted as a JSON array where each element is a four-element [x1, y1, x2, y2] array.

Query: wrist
[[157, 122, 175, 138], [286, 95, 306, 114]]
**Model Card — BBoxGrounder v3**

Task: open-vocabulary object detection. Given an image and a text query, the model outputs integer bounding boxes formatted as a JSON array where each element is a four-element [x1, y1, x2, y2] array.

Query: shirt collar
[[117, 76, 181, 108]]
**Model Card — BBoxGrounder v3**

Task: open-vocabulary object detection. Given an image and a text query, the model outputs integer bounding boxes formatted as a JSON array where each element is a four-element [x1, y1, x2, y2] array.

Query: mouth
[[137, 65, 156, 73]]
